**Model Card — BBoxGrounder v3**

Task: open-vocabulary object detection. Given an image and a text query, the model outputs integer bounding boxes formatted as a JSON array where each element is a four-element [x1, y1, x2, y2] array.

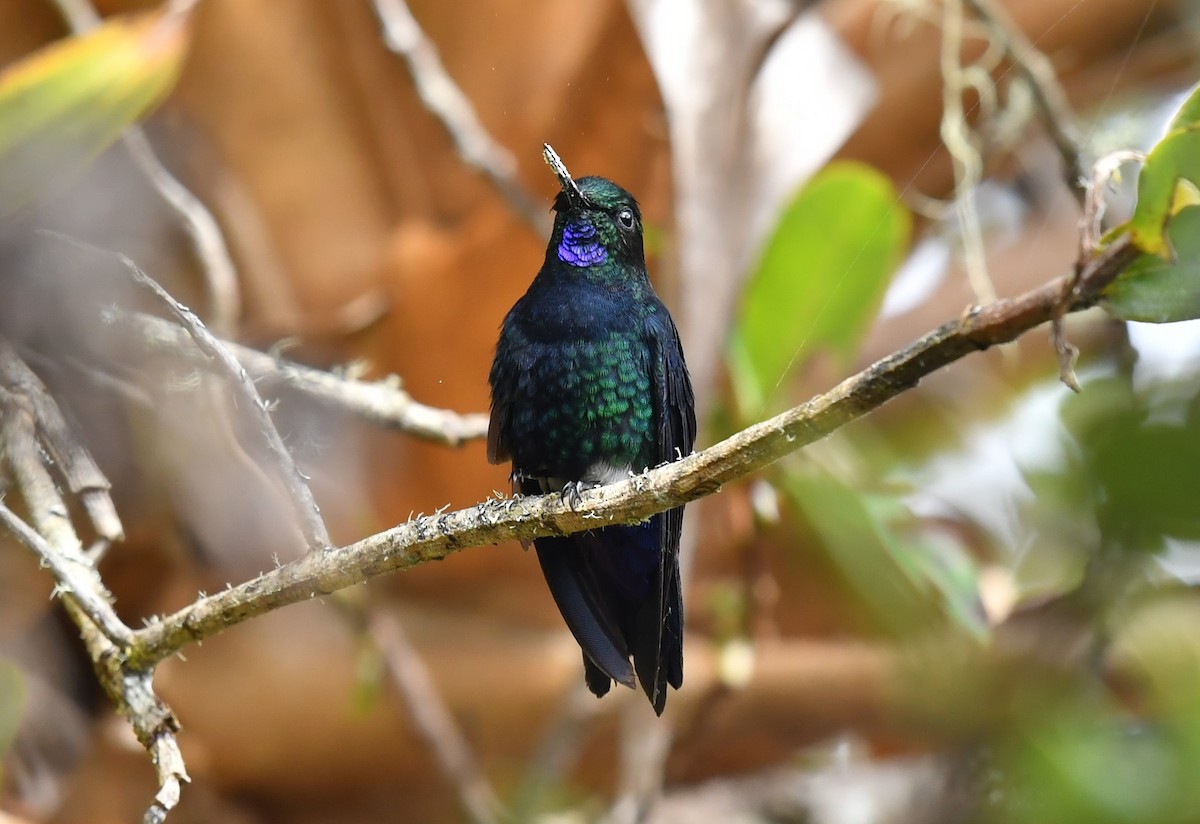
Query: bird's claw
[[561, 480, 590, 510]]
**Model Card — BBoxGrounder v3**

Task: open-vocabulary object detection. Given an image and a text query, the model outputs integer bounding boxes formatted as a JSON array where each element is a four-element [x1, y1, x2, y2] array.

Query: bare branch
[[0, 502, 188, 821], [1051, 151, 1144, 389], [940, 0, 997, 304], [72, 238, 334, 553], [962, 0, 1089, 205], [119, 129, 243, 336], [0, 343, 128, 643], [370, 0, 550, 236], [603, 706, 674, 824], [0, 505, 130, 648], [124, 311, 489, 447], [0, 340, 123, 542], [512, 683, 603, 817], [62, 595, 189, 824], [128, 235, 1139, 668], [0, 334, 188, 821], [365, 608, 503, 824], [15, 232, 485, 819]]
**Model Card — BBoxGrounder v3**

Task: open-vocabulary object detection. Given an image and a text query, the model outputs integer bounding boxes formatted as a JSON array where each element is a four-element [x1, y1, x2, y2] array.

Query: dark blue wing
[[630, 306, 696, 713]]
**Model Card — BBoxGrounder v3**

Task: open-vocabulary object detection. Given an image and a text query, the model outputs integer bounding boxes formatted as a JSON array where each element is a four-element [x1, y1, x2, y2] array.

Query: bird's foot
[[560, 480, 594, 510]]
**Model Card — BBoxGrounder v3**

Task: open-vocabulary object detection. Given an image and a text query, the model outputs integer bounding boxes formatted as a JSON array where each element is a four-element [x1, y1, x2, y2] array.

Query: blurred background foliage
[[3, 1, 1200, 823]]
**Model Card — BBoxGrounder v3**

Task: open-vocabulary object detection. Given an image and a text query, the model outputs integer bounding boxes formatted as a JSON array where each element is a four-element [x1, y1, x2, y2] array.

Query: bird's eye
[[617, 208, 636, 231]]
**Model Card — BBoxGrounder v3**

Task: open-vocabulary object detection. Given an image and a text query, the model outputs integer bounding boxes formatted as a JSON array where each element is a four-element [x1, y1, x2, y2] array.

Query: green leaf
[[0, 7, 192, 216], [1128, 82, 1200, 259], [1104, 207, 1200, 322], [0, 656, 25, 761], [785, 472, 986, 640], [1167, 82, 1200, 134], [727, 162, 910, 420], [888, 529, 990, 642], [1057, 374, 1200, 550]]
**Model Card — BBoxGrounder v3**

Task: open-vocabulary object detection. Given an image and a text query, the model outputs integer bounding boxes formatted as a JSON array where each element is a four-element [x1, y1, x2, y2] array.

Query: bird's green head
[[543, 144, 645, 271]]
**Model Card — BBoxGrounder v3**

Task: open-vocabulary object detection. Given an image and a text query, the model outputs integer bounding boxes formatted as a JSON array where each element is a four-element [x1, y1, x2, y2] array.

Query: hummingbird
[[488, 145, 696, 715]]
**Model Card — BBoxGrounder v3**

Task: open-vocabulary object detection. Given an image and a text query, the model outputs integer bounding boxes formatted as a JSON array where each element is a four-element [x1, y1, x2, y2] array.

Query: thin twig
[[1051, 150, 1144, 390], [0, 339, 184, 818], [603, 707, 674, 824], [366, 608, 503, 824], [123, 311, 489, 447], [0, 343, 129, 644], [511, 682, 604, 819], [0, 504, 131, 647], [119, 129, 242, 336], [1, 497, 186, 820], [370, 0, 550, 236], [59, 593, 189, 824], [68, 238, 334, 553], [1079, 150, 1145, 265], [47, 0, 242, 335], [127, 235, 1140, 668], [940, 0, 997, 305], [962, 0, 1089, 206], [25, 233, 486, 821], [0, 340, 124, 542]]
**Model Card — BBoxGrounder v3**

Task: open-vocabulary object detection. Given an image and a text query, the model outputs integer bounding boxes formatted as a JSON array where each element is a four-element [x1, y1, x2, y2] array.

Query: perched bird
[[488, 146, 696, 715]]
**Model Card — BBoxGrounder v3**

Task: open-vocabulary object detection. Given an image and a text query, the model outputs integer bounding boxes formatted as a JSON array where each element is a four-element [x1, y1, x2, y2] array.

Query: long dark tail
[[535, 533, 635, 693], [631, 512, 683, 714], [534, 511, 683, 715]]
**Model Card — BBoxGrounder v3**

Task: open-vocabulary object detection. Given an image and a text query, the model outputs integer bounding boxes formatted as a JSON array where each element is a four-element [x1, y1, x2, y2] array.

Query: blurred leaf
[[0, 656, 24, 761], [727, 162, 910, 420], [0, 6, 192, 216], [990, 594, 1200, 824], [704, 579, 750, 644], [1058, 375, 1200, 552], [1103, 207, 1200, 322], [786, 472, 985, 639], [891, 531, 990, 641], [350, 638, 385, 716], [1057, 375, 1142, 447], [1004, 711, 1181, 824], [1112, 594, 1200, 721], [1128, 82, 1200, 259], [1012, 467, 1093, 600]]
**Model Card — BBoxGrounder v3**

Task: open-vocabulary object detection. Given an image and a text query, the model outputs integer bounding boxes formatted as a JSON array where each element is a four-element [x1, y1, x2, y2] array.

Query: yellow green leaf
[[1129, 82, 1200, 259], [0, 6, 192, 216], [1104, 206, 1200, 322]]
